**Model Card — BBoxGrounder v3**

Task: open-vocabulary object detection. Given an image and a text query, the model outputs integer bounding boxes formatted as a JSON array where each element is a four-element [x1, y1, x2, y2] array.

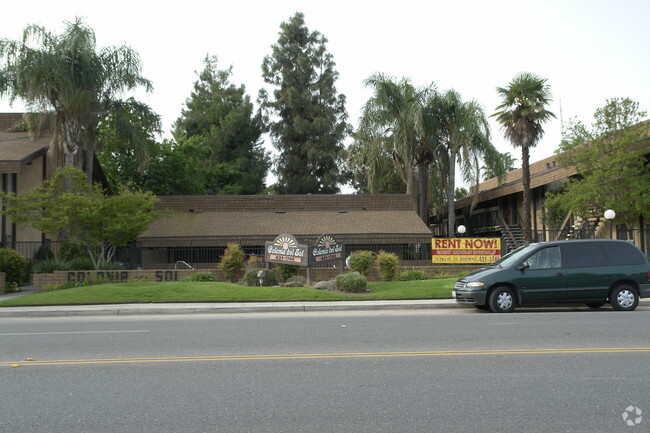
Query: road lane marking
[[0, 330, 150, 336], [2, 347, 650, 367]]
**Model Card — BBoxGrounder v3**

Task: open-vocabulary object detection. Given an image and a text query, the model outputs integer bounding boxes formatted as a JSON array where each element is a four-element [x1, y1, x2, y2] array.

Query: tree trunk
[[85, 148, 94, 183], [521, 145, 532, 242], [447, 152, 457, 237], [417, 163, 428, 225]]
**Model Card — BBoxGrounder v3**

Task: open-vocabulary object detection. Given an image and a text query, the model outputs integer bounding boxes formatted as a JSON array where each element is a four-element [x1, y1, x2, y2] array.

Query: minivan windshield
[[490, 244, 539, 268]]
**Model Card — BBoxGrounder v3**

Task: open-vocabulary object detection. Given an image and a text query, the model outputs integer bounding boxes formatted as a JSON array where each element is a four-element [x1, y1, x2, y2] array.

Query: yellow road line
[[3, 347, 650, 367]]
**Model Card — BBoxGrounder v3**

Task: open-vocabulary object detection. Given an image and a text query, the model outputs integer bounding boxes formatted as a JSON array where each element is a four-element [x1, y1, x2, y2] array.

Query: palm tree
[[430, 89, 499, 236], [358, 73, 436, 223], [493, 72, 555, 241], [482, 152, 517, 181], [0, 18, 153, 180]]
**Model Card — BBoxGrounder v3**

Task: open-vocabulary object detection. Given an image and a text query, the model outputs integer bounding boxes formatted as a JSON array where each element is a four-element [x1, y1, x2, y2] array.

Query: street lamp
[[604, 209, 615, 239], [457, 225, 466, 237]]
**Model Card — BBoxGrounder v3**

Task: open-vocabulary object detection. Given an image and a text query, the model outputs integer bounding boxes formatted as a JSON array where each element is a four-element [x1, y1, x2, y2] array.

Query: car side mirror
[[518, 262, 529, 271]]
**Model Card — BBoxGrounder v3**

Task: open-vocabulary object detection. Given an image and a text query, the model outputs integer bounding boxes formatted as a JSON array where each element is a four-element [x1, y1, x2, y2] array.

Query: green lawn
[[0, 279, 454, 307]]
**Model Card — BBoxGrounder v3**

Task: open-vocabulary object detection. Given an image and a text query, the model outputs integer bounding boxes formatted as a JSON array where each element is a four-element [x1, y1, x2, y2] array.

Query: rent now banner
[[431, 238, 501, 264]]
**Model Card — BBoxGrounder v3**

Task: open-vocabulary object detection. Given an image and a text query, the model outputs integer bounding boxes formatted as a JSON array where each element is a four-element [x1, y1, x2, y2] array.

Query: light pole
[[457, 225, 466, 237], [604, 209, 615, 239]]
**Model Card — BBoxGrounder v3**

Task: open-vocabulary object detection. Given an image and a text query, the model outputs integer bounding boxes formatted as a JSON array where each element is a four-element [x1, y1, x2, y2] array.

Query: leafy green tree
[[141, 139, 207, 195], [0, 18, 154, 180], [1, 167, 160, 269], [493, 72, 555, 241], [96, 98, 162, 191], [260, 12, 349, 194], [173, 56, 269, 194], [546, 98, 650, 236]]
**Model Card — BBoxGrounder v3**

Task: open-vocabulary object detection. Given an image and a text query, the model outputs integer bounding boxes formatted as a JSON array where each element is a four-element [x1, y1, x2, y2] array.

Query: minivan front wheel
[[610, 285, 639, 311], [489, 286, 516, 313]]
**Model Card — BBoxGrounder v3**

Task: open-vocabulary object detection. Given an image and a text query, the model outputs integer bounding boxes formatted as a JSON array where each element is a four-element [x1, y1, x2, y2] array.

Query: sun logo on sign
[[317, 235, 337, 249], [274, 236, 297, 251]]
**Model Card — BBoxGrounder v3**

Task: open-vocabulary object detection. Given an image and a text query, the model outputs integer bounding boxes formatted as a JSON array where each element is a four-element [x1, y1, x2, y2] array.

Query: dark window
[[525, 246, 562, 269], [605, 242, 645, 265], [562, 243, 607, 268]]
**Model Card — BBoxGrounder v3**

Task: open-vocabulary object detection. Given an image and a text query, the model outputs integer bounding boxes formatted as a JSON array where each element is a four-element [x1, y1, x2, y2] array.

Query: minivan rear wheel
[[488, 286, 516, 313], [610, 285, 639, 311]]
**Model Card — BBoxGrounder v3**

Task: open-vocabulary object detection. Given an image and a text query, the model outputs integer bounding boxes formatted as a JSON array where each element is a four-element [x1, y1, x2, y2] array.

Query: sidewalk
[[0, 287, 460, 317], [0, 299, 460, 317]]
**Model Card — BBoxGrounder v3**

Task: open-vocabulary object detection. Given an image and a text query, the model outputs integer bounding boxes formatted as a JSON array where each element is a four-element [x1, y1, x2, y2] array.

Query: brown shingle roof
[[154, 194, 417, 212], [141, 195, 431, 245], [455, 153, 577, 209], [0, 131, 50, 173]]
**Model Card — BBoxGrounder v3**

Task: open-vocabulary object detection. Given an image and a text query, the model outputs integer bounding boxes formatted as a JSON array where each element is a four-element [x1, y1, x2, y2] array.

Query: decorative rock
[[313, 280, 336, 291]]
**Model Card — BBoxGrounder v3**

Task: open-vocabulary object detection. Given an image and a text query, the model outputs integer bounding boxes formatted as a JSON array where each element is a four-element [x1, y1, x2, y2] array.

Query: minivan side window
[[605, 242, 645, 265], [562, 243, 607, 268], [524, 246, 562, 269]]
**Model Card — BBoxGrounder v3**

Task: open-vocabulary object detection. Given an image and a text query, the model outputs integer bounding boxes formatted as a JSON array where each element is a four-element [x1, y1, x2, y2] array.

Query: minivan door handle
[[556, 272, 565, 277]]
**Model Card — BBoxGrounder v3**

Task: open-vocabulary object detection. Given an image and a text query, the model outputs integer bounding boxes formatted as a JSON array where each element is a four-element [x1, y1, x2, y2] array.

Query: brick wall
[[31, 265, 477, 292]]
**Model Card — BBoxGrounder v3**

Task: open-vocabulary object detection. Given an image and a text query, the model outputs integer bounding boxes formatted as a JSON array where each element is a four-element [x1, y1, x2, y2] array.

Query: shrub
[[262, 269, 279, 286], [275, 264, 299, 282], [58, 242, 87, 261], [243, 269, 279, 286], [43, 281, 82, 292], [347, 250, 374, 276], [246, 255, 264, 269], [396, 269, 429, 281], [78, 276, 111, 287], [376, 251, 399, 281], [98, 261, 124, 270], [34, 245, 54, 261], [242, 269, 261, 286], [0, 247, 29, 286], [66, 257, 95, 270], [182, 272, 216, 282], [32, 259, 69, 274], [335, 272, 368, 293], [219, 243, 246, 282]]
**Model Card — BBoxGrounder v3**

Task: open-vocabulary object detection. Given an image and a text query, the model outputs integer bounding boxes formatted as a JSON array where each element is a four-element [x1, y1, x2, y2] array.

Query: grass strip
[[0, 279, 454, 307]]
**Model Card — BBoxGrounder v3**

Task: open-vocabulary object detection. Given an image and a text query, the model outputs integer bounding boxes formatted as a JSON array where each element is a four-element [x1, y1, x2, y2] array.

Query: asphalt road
[[1, 308, 649, 432]]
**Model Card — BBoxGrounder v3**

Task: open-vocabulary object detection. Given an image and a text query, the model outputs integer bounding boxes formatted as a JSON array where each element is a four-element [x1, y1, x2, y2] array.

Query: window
[[562, 243, 607, 268], [525, 246, 561, 269], [605, 242, 645, 265]]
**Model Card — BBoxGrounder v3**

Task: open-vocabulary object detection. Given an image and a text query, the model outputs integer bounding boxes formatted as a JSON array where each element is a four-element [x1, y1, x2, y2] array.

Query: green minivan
[[453, 239, 650, 313]]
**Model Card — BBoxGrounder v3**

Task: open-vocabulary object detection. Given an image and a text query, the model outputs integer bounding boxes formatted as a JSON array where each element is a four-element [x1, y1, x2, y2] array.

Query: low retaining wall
[[31, 265, 480, 292], [32, 269, 222, 292]]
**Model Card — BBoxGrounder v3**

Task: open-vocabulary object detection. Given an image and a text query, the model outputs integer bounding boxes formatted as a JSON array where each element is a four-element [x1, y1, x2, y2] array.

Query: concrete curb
[[0, 299, 460, 318]]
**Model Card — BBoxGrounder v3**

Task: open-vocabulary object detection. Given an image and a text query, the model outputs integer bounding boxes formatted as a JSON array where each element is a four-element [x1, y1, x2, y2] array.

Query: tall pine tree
[[173, 56, 270, 194], [260, 12, 349, 194]]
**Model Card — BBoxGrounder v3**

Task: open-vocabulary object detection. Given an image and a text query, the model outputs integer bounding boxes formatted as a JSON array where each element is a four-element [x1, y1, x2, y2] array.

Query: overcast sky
[[2, 0, 649, 172]]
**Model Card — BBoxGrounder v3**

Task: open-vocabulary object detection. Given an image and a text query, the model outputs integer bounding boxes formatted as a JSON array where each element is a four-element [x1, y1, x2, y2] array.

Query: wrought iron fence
[[3, 235, 438, 270], [5, 229, 647, 272]]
